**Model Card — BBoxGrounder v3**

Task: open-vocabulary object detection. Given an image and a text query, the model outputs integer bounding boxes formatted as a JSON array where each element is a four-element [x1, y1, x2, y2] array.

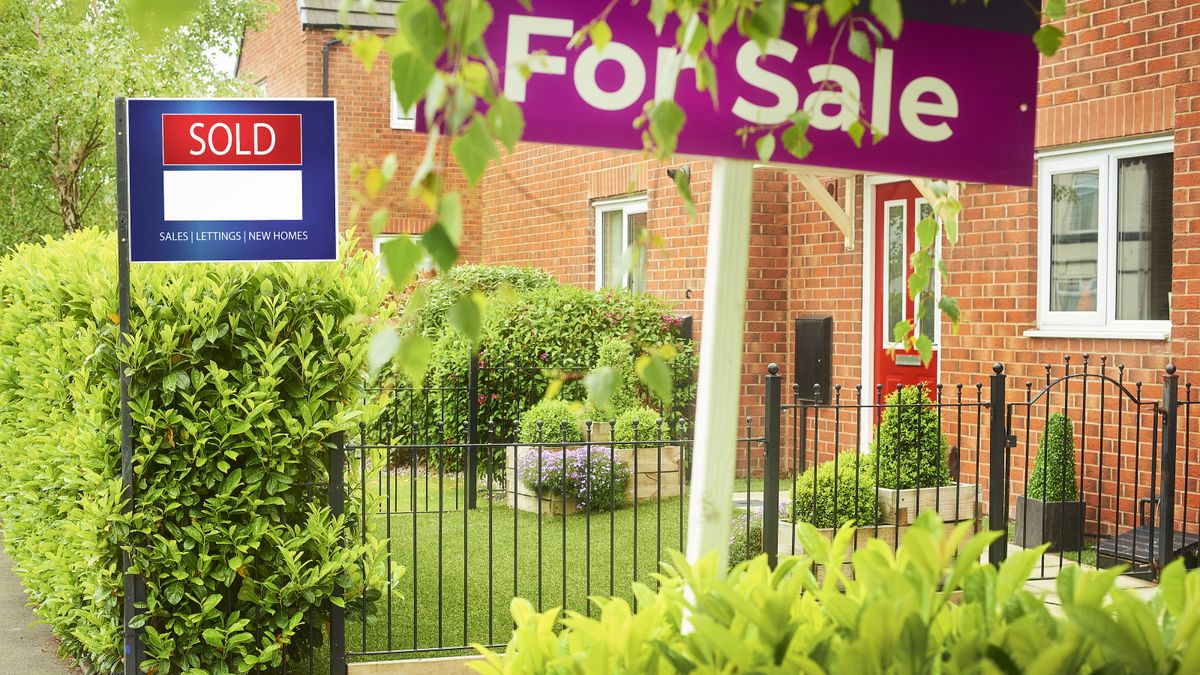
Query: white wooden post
[[685, 158, 754, 571]]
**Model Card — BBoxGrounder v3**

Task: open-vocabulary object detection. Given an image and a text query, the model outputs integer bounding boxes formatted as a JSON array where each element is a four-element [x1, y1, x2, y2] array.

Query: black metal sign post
[[115, 97, 146, 675]]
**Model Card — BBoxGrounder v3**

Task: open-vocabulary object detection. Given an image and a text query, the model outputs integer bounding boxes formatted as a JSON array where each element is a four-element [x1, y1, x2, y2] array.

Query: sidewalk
[[0, 539, 78, 674]]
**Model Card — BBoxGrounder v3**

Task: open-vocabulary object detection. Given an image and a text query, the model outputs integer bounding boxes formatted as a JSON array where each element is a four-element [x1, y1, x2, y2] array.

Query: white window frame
[[594, 194, 648, 291], [389, 83, 416, 131], [373, 234, 433, 278], [1033, 136, 1173, 339]]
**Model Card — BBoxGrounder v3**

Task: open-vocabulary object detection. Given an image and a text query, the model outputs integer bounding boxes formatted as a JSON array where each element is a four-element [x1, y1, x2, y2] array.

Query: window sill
[[1024, 328, 1171, 341]]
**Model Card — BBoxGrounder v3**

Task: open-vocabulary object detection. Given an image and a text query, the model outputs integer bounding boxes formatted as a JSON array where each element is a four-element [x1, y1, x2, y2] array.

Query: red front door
[[874, 181, 938, 397]]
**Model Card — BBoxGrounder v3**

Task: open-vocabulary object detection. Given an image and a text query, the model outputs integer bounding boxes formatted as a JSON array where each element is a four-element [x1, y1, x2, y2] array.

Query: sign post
[[116, 97, 338, 673]]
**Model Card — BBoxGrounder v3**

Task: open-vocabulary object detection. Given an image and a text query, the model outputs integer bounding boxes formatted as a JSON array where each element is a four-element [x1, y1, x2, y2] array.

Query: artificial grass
[[344, 474, 689, 660]]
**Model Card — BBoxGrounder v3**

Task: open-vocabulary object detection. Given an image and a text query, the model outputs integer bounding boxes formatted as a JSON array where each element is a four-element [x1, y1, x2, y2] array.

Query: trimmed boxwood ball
[[792, 451, 880, 529], [519, 400, 584, 444], [874, 385, 953, 489], [1026, 413, 1079, 502], [613, 406, 665, 443]]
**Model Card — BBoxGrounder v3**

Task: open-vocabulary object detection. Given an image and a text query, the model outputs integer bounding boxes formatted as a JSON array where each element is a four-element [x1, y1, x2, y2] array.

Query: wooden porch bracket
[[795, 173, 856, 250]]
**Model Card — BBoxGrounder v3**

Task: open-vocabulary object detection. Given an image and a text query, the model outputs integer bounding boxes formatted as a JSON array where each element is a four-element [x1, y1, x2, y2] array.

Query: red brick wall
[[238, 0, 482, 262]]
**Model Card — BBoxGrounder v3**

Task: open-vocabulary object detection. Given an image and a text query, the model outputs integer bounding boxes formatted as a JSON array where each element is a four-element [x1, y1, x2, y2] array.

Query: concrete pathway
[[0, 539, 79, 674]]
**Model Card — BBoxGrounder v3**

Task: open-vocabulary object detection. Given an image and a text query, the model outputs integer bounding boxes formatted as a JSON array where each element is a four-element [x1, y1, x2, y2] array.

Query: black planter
[[1014, 495, 1084, 552]]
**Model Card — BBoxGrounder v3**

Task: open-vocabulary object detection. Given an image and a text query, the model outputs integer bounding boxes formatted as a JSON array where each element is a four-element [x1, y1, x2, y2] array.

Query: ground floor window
[[373, 233, 433, 278], [1036, 137, 1173, 336], [594, 194, 647, 292]]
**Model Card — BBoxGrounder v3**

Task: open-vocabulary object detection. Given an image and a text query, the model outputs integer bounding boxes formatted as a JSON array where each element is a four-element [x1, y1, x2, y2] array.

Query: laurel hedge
[[0, 229, 390, 673]]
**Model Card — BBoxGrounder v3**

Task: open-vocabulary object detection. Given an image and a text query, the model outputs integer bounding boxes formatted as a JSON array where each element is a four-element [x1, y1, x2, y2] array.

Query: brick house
[[238, 0, 1199, 488]]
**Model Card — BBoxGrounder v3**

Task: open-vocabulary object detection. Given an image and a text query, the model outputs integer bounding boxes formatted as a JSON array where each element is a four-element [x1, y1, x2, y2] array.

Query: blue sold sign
[[124, 98, 338, 263]]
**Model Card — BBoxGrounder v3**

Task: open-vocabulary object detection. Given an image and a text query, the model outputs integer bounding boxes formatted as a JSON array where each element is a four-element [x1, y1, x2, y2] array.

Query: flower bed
[[504, 444, 682, 515]]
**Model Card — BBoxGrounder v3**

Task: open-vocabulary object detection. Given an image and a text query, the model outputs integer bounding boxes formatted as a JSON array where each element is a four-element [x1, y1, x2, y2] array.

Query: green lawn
[[345, 474, 690, 659]]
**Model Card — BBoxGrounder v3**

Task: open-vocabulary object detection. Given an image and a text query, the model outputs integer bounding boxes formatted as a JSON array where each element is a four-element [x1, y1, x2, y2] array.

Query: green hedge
[[792, 451, 880, 529], [0, 229, 390, 673], [403, 264, 556, 339], [382, 282, 694, 472]]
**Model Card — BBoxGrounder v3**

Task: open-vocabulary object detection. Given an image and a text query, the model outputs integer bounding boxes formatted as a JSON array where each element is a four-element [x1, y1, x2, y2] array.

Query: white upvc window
[[594, 194, 648, 292], [373, 234, 433, 278], [1034, 137, 1174, 339], [914, 197, 941, 347], [389, 83, 416, 131]]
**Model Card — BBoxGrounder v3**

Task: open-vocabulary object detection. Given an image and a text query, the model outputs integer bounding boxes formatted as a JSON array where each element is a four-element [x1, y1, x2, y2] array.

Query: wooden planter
[[1013, 495, 1084, 552], [779, 504, 981, 580], [504, 445, 683, 515], [876, 483, 978, 525]]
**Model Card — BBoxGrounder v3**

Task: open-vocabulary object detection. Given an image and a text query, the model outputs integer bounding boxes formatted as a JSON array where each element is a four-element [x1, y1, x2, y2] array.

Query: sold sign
[[162, 114, 303, 165]]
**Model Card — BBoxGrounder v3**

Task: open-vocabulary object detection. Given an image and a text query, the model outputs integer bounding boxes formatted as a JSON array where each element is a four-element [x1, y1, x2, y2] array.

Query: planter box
[[582, 421, 612, 443], [877, 483, 978, 525], [1013, 495, 1084, 552], [504, 445, 683, 515], [778, 507, 980, 581]]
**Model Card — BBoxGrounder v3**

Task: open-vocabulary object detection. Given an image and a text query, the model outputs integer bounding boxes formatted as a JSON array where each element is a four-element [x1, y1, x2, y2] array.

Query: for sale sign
[[124, 99, 337, 263]]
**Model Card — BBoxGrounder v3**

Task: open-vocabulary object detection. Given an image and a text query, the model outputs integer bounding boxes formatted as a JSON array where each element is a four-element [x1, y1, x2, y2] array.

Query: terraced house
[[238, 1, 1197, 481]]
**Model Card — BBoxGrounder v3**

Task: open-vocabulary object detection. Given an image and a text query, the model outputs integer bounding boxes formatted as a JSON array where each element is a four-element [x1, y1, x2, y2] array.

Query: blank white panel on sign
[[162, 170, 303, 221]]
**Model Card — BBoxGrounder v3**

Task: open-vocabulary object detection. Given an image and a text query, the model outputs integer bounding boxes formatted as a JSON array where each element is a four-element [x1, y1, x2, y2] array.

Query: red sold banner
[[161, 114, 302, 165]]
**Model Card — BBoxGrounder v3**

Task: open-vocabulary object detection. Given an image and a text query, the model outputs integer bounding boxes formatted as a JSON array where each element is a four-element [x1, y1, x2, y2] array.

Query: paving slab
[[0, 537, 79, 674]]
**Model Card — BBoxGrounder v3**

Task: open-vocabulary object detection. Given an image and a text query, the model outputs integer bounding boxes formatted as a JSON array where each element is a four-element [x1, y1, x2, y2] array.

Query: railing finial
[[992, 362, 1004, 374], [767, 362, 779, 376], [1166, 362, 1177, 375]]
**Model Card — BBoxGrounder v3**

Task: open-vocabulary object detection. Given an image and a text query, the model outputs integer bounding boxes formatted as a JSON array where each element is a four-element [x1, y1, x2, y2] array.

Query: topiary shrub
[[585, 338, 638, 418], [792, 451, 880, 529], [0, 229, 390, 672], [1026, 413, 1079, 502], [728, 508, 765, 568], [874, 385, 953, 490], [518, 400, 584, 444], [519, 445, 630, 512], [613, 406, 665, 444]]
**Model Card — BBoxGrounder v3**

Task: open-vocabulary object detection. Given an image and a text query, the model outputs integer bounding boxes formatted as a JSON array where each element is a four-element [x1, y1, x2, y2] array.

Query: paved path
[[0, 538, 78, 674]]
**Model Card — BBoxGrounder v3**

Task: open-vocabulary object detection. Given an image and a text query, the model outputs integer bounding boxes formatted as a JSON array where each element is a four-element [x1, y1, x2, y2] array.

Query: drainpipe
[[322, 38, 340, 97]]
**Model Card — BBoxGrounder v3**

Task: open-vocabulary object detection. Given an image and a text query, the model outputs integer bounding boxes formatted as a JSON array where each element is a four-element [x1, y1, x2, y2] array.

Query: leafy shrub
[[792, 451, 880, 529], [472, 515, 1200, 674], [874, 385, 953, 489], [585, 338, 638, 417], [1027, 413, 1079, 502], [383, 282, 693, 472], [613, 406, 665, 444], [518, 400, 583, 444], [519, 445, 631, 512], [404, 264, 555, 339], [0, 230, 390, 673]]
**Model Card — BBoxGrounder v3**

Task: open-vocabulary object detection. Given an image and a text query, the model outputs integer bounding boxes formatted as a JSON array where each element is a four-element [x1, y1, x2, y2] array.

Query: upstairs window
[[1036, 138, 1173, 338], [389, 83, 416, 131], [594, 195, 647, 292]]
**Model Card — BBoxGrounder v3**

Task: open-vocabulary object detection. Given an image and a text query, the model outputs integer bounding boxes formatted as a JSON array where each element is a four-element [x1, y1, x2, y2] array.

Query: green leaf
[[848, 29, 872, 62], [367, 328, 399, 379], [589, 20, 612, 51], [398, 331, 433, 387], [396, 0, 446, 62], [673, 165, 696, 217], [1034, 25, 1065, 57], [824, 0, 854, 25], [847, 119, 865, 148], [390, 50, 435, 112], [381, 153, 399, 180], [892, 320, 912, 345], [915, 334, 933, 365], [635, 354, 673, 404], [368, 207, 389, 235], [350, 33, 384, 73], [870, 0, 903, 39], [781, 113, 812, 160], [648, 101, 685, 158], [486, 97, 525, 152], [421, 223, 459, 271], [745, 0, 786, 50], [1044, 0, 1066, 20], [448, 293, 483, 345], [582, 367, 619, 411], [938, 295, 960, 330], [123, 0, 203, 46], [451, 116, 499, 186], [438, 193, 463, 244], [380, 235, 424, 288], [755, 133, 776, 162], [915, 215, 937, 250]]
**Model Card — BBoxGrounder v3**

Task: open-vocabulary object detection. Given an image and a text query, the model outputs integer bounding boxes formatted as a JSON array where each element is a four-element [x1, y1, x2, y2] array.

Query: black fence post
[[763, 364, 782, 568], [466, 351, 480, 509], [329, 432, 346, 675], [989, 363, 1008, 567], [1159, 364, 1179, 577]]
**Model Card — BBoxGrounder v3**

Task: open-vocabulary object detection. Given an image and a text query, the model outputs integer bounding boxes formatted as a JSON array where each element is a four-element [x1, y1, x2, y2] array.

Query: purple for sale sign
[[482, 2, 1041, 186]]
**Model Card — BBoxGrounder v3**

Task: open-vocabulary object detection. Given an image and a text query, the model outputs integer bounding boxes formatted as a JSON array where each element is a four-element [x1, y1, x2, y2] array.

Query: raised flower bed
[[505, 444, 682, 515]]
